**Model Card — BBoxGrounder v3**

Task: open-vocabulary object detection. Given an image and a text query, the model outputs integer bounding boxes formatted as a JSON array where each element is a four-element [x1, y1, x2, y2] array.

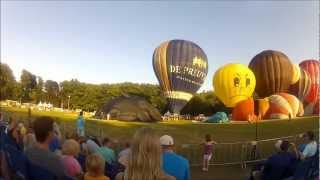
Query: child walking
[[201, 134, 217, 171]]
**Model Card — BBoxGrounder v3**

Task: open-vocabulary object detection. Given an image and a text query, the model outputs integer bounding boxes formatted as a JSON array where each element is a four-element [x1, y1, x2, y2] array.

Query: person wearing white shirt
[[292, 131, 317, 160]]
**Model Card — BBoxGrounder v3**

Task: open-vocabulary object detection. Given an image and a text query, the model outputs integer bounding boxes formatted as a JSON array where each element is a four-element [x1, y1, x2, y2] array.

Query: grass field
[[1, 106, 319, 180], [2, 106, 318, 144]]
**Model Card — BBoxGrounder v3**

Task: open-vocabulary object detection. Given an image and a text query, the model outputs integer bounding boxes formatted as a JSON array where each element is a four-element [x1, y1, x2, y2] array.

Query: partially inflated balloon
[[266, 93, 303, 119], [289, 68, 311, 100], [291, 64, 301, 84], [213, 63, 256, 107], [232, 98, 256, 121], [299, 60, 320, 103], [255, 98, 270, 119], [249, 50, 294, 97], [268, 94, 293, 119], [153, 40, 208, 113], [277, 93, 301, 117]]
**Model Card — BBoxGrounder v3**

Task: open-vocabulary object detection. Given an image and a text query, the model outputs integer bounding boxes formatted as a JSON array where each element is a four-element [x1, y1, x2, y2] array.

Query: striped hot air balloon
[[266, 93, 303, 119], [249, 50, 294, 98], [289, 68, 311, 101], [153, 40, 208, 113], [299, 60, 320, 103]]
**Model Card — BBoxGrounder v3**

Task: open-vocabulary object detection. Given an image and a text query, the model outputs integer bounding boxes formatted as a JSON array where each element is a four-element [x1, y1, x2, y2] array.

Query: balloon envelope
[[289, 68, 311, 101], [249, 50, 294, 98], [232, 98, 256, 121], [266, 93, 303, 119], [213, 63, 256, 107], [299, 60, 320, 103], [153, 40, 208, 113]]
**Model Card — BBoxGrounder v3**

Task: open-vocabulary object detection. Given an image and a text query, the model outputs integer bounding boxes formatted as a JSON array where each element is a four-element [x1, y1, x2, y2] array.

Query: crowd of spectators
[[0, 113, 191, 180], [249, 131, 318, 180], [0, 111, 318, 180]]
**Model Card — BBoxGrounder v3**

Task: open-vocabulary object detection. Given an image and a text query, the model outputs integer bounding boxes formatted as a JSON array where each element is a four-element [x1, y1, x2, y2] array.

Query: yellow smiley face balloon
[[213, 63, 256, 107]]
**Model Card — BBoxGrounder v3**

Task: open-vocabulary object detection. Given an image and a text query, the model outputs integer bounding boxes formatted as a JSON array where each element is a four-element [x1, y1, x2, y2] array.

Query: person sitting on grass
[[201, 134, 217, 171], [97, 137, 116, 165], [84, 153, 110, 180], [61, 139, 83, 178], [116, 128, 175, 180], [160, 135, 190, 180], [25, 116, 67, 178]]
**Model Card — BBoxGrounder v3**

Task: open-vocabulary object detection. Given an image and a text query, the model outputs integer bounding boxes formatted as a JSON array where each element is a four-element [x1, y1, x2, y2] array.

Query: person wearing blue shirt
[[76, 111, 85, 137], [261, 140, 298, 180], [292, 131, 318, 160], [160, 135, 190, 180]]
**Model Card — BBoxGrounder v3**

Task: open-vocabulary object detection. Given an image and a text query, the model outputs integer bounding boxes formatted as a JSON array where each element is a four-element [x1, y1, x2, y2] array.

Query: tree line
[[0, 63, 228, 115]]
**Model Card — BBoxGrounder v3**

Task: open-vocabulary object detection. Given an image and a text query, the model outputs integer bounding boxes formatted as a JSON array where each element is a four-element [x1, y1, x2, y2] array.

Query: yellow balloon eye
[[246, 78, 250, 87], [234, 77, 240, 87]]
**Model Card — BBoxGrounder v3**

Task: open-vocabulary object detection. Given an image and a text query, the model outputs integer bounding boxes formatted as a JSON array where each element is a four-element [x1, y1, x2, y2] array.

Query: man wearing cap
[[160, 135, 190, 180]]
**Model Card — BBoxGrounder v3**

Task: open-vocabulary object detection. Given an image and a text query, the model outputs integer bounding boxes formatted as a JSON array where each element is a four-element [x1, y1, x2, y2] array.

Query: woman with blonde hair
[[61, 139, 83, 178], [84, 153, 110, 180], [116, 128, 175, 180]]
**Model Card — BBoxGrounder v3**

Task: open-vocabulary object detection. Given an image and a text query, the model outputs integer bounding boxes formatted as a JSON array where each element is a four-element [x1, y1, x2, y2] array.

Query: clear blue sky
[[1, 1, 319, 91]]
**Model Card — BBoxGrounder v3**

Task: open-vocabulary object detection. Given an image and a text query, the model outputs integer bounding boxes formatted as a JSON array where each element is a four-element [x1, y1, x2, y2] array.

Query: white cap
[[160, 135, 174, 146]]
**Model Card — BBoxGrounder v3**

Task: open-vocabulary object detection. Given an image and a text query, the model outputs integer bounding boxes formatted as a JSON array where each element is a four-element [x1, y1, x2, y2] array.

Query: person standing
[[201, 134, 217, 171], [160, 135, 190, 180], [77, 111, 85, 137]]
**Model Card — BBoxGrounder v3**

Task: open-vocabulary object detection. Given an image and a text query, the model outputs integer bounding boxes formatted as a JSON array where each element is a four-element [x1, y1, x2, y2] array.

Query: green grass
[[3, 106, 318, 144]]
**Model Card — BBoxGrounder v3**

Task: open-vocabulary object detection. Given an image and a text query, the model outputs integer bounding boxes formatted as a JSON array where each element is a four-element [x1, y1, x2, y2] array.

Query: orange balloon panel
[[232, 98, 255, 121]]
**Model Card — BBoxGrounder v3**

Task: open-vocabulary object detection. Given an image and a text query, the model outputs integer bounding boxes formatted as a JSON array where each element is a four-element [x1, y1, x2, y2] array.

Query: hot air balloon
[[291, 64, 301, 84], [266, 93, 303, 119], [289, 68, 311, 100], [232, 98, 256, 121], [213, 63, 256, 108], [299, 60, 320, 103], [249, 50, 294, 98], [153, 40, 208, 113]]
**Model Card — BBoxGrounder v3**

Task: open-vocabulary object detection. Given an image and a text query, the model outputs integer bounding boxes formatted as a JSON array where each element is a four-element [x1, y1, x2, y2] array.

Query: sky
[[1, 1, 319, 91]]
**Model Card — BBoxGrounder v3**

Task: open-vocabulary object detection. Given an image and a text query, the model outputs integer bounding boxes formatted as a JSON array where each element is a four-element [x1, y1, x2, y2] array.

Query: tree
[[180, 91, 232, 116], [32, 76, 44, 103], [44, 80, 60, 106], [20, 69, 37, 102], [0, 63, 16, 100]]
